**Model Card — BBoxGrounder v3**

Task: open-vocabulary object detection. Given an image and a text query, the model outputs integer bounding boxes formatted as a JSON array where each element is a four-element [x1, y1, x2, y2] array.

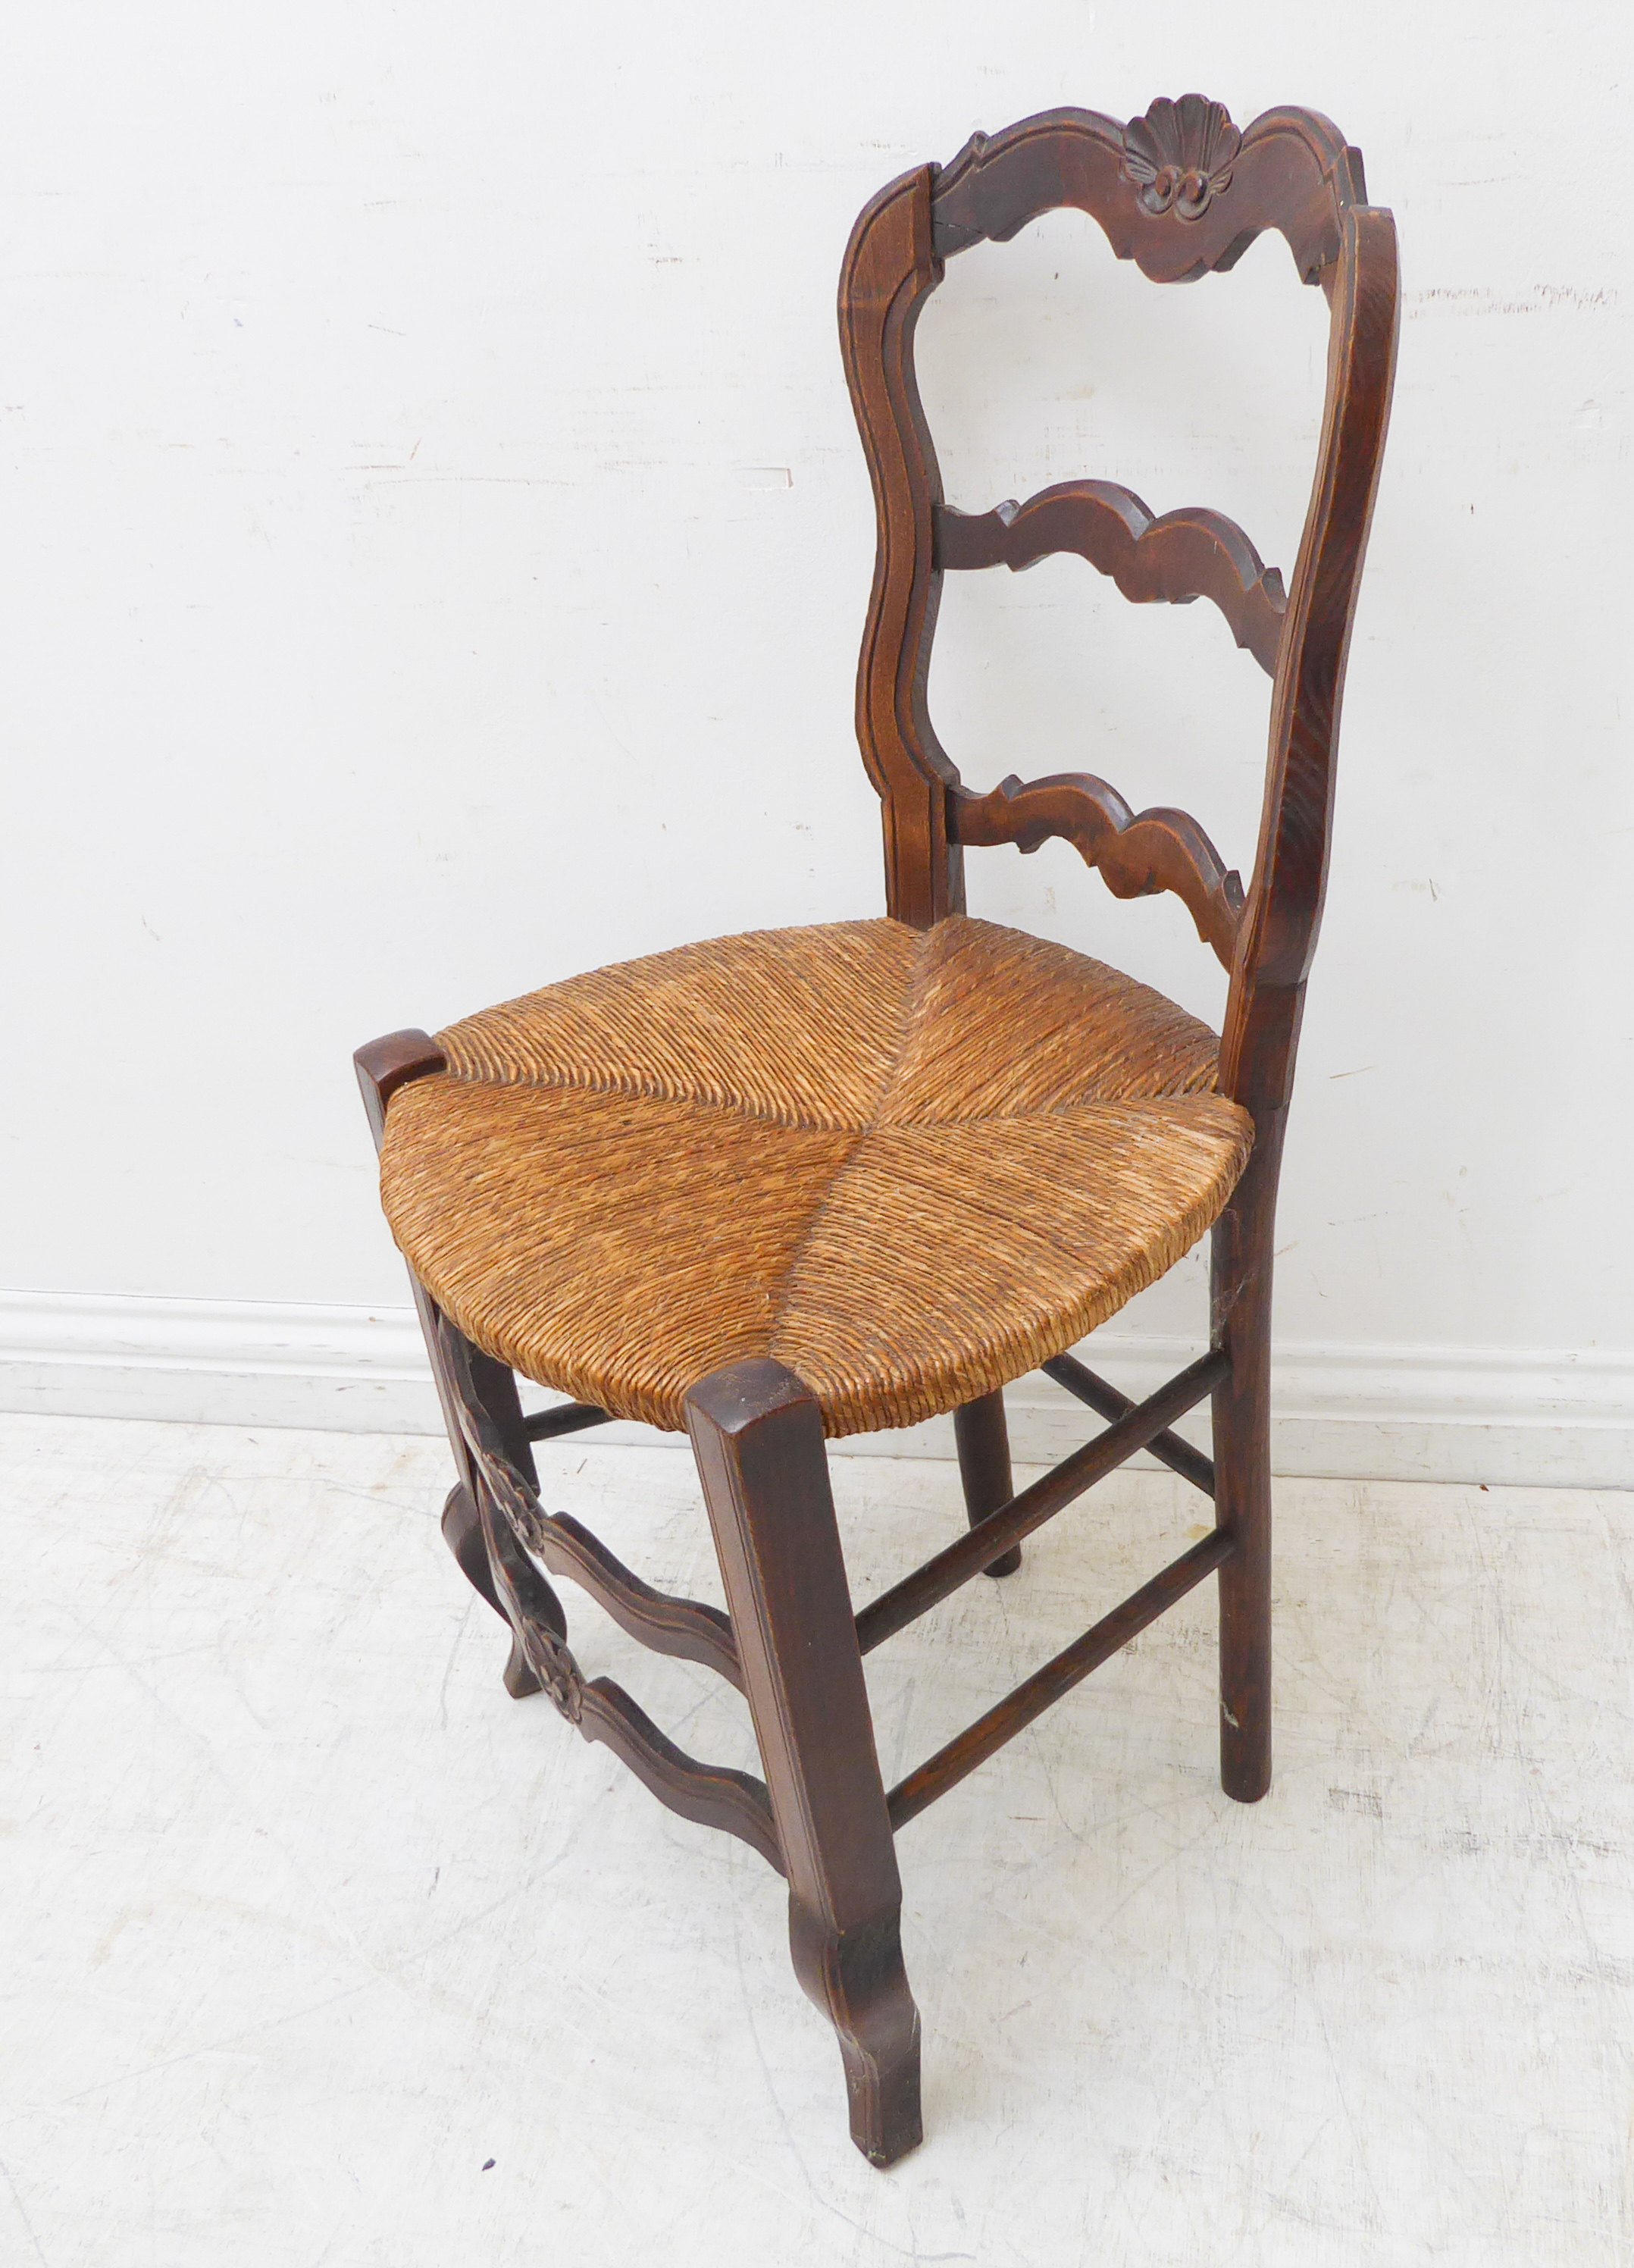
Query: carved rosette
[[1122, 95, 1241, 221], [517, 1617, 584, 1722], [475, 1446, 587, 1722]]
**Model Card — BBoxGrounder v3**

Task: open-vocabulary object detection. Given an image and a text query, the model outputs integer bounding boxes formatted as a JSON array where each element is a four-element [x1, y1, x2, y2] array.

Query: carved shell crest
[[1122, 94, 1241, 221]]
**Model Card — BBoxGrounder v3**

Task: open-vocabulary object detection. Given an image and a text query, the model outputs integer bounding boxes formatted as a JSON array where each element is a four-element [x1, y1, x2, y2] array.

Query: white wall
[[3, 3, 1630, 1477]]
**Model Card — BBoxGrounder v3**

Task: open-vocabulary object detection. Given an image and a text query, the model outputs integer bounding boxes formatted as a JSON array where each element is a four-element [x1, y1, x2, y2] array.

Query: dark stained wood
[[1210, 1115, 1285, 1802], [1219, 203, 1400, 1106], [523, 1401, 612, 1441], [442, 1317, 784, 1870], [432, 1300, 559, 1698], [888, 1529, 1235, 1830], [353, 1027, 446, 1147], [467, 1337, 542, 1494], [856, 1351, 1228, 1654], [953, 1389, 1022, 1577], [1042, 1352, 1216, 1496], [430, 1323, 742, 1689], [349, 97, 1398, 2167], [355, 1033, 775, 1856], [440, 1481, 547, 1700], [929, 99, 1364, 286], [1123, 94, 1243, 222], [844, 102, 1397, 1851], [840, 93, 1395, 1017], [578, 1678, 784, 1875], [935, 484, 1286, 673], [837, 164, 960, 927], [1204, 204, 1397, 1803], [950, 772, 1244, 968], [686, 1359, 922, 2167], [355, 1026, 555, 1699], [529, 1508, 744, 1693]]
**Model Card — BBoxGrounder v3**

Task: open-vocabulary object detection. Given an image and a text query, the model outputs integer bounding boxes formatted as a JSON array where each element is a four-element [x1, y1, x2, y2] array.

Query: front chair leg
[[1210, 1118, 1285, 1803], [355, 1029, 569, 1703], [686, 1359, 922, 2167], [425, 1309, 571, 1701]]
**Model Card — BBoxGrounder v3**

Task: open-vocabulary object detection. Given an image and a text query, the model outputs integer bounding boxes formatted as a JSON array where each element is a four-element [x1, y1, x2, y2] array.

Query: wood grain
[[531, 1508, 744, 1693], [578, 1678, 784, 1874], [1041, 1351, 1216, 1496], [839, 95, 1393, 998], [935, 484, 1286, 675], [856, 1351, 1228, 1654], [953, 1389, 1022, 1577], [346, 96, 1398, 2168], [950, 772, 1245, 967], [837, 165, 960, 926], [435, 1314, 784, 1871], [687, 1359, 922, 2166], [1219, 203, 1401, 1106], [887, 1529, 1235, 1829], [930, 100, 1364, 287]]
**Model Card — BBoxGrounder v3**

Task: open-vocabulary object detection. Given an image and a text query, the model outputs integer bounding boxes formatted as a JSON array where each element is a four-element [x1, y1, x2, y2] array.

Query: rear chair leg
[[686, 1359, 922, 2167], [953, 1389, 1022, 1577], [1210, 1119, 1284, 1804]]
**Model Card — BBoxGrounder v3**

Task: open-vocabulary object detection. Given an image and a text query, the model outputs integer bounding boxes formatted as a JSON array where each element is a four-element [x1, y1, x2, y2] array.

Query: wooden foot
[[787, 1903, 922, 2168], [953, 1389, 1022, 1577], [1210, 1119, 1284, 1804], [686, 1359, 922, 2166]]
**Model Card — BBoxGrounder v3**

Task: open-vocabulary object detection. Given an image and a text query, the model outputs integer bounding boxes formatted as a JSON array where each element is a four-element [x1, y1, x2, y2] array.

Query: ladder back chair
[[355, 95, 1398, 2167]]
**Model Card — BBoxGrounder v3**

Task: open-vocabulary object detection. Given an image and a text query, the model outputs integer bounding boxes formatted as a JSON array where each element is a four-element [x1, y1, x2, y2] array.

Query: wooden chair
[[355, 95, 1398, 2166]]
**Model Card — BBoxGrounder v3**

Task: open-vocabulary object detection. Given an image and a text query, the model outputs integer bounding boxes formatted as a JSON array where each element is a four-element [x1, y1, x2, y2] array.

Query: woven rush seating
[[380, 915, 1253, 1437]]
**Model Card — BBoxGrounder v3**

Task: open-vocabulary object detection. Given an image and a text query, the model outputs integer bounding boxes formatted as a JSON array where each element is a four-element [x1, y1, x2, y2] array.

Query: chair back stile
[[837, 97, 1401, 1124]]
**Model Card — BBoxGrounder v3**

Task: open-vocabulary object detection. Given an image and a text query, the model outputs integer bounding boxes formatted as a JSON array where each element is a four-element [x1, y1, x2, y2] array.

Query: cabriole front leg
[[686, 1359, 923, 2167]]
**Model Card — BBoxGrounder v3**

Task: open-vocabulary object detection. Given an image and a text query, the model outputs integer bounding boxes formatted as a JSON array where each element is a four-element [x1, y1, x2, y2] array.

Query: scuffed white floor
[[3, 1414, 1632, 2266]]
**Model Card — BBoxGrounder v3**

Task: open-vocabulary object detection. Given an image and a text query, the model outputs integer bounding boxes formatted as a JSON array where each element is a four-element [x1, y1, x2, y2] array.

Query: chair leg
[[412, 1276, 568, 1702], [440, 1482, 544, 1701], [953, 1388, 1022, 1577], [686, 1359, 922, 2167], [1210, 1119, 1285, 1804], [355, 1030, 568, 1700]]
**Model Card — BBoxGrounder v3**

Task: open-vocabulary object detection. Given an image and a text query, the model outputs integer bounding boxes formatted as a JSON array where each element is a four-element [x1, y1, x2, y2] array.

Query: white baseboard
[[2, 1290, 1630, 1488]]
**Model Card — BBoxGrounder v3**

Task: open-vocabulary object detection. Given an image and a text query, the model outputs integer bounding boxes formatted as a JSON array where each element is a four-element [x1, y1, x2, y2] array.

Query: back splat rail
[[936, 484, 1288, 674]]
